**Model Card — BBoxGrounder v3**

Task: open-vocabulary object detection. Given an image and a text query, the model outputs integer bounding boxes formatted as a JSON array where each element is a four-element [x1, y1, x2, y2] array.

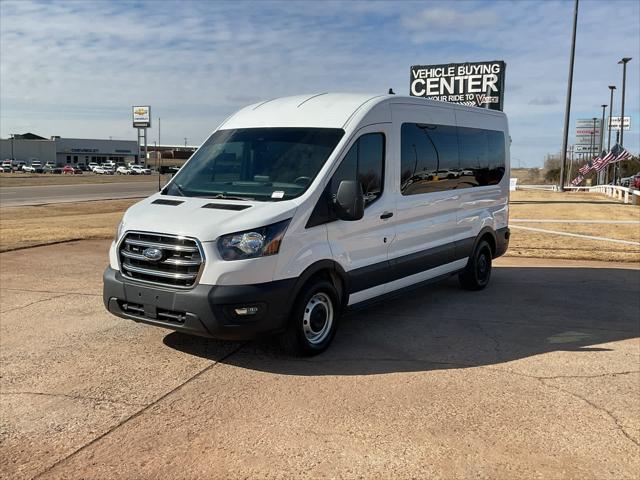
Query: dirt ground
[[1, 241, 638, 479]]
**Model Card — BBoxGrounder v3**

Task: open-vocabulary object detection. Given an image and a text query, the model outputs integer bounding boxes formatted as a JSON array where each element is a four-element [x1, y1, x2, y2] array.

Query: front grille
[[119, 232, 203, 288]]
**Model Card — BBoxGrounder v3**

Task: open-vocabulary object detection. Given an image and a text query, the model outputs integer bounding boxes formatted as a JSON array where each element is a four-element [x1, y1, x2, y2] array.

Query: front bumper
[[103, 267, 294, 340]]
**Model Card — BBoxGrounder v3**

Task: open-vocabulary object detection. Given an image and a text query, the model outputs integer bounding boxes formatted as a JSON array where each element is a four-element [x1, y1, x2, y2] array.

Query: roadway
[[1, 240, 638, 479], [0, 181, 159, 206]]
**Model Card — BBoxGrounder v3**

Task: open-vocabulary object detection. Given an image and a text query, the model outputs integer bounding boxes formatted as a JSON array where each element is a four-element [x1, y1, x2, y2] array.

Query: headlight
[[115, 220, 124, 241], [218, 219, 291, 260]]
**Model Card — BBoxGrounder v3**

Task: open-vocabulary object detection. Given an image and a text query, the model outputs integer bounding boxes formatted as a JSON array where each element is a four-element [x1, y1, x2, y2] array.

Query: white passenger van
[[104, 93, 510, 355]]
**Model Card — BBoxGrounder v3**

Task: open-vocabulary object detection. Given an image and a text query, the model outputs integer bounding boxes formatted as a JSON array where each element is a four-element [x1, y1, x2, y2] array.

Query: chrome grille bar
[[124, 238, 198, 252]]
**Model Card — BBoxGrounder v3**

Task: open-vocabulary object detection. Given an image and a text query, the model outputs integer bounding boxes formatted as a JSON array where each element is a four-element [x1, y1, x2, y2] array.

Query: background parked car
[[1, 160, 13, 173], [116, 166, 131, 175], [130, 165, 151, 175], [62, 165, 75, 174], [22, 162, 43, 173], [93, 166, 114, 175], [43, 164, 63, 174]]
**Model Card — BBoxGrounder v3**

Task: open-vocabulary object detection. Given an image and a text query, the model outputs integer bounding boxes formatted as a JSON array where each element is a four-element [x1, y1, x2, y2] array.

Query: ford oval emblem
[[142, 247, 163, 262]]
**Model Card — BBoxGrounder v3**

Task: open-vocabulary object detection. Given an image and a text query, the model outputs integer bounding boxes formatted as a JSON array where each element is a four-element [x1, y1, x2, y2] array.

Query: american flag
[[613, 146, 631, 163], [578, 162, 592, 175], [571, 175, 584, 186], [595, 150, 615, 171]]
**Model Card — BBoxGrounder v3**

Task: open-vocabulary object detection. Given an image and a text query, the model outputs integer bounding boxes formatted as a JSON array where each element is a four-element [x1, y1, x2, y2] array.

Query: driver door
[[324, 125, 396, 305]]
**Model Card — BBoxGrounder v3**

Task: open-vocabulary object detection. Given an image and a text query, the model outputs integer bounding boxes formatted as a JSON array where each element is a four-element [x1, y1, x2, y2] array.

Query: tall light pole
[[607, 86, 616, 151], [590, 117, 596, 161], [599, 105, 606, 154], [559, 0, 579, 191], [616, 57, 631, 184]]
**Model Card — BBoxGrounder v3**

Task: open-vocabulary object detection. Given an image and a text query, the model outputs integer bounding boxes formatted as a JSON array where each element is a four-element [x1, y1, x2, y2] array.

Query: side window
[[307, 132, 385, 228], [458, 127, 505, 187], [329, 132, 384, 206], [401, 123, 459, 195]]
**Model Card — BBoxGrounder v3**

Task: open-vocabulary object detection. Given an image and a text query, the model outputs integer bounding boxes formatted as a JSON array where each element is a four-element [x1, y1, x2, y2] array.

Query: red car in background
[[633, 175, 640, 190], [62, 165, 75, 174]]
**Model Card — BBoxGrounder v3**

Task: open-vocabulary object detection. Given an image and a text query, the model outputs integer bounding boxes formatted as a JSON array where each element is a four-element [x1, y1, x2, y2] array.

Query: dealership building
[[0, 133, 140, 166]]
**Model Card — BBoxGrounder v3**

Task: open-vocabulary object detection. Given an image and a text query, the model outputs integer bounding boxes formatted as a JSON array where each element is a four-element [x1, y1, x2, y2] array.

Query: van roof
[[219, 93, 506, 130]]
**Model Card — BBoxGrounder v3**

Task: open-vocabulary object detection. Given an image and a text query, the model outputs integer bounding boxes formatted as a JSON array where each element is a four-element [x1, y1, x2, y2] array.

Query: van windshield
[[164, 127, 344, 201]]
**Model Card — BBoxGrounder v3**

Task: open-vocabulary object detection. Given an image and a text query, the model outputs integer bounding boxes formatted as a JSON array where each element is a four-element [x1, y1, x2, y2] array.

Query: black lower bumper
[[495, 226, 510, 258], [103, 267, 295, 340]]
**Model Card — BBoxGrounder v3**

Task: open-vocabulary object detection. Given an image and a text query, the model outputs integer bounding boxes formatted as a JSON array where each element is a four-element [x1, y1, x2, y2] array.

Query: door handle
[[380, 211, 394, 219]]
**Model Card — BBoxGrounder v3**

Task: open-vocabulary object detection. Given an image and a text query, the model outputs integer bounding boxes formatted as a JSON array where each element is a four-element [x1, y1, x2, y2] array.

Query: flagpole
[[559, 0, 579, 192], [605, 86, 616, 185]]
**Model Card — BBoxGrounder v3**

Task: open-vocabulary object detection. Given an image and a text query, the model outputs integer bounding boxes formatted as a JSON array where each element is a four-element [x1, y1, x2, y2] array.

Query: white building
[[0, 133, 140, 166]]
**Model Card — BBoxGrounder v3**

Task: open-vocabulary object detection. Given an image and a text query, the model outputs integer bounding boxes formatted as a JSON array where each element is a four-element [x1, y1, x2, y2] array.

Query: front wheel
[[280, 280, 340, 356], [459, 239, 492, 291]]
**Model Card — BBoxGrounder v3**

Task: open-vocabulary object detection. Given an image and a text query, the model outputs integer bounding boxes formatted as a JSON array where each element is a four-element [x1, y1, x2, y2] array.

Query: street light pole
[[607, 86, 616, 151], [559, 0, 579, 192], [599, 105, 606, 154], [616, 57, 631, 184], [590, 117, 596, 162]]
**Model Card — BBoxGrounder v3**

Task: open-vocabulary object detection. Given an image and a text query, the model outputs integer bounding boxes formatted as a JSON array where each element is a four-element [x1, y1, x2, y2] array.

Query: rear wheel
[[459, 239, 492, 291], [280, 279, 340, 356]]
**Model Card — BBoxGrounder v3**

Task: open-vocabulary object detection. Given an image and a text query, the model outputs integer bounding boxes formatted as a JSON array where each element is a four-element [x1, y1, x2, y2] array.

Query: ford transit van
[[103, 93, 510, 355]]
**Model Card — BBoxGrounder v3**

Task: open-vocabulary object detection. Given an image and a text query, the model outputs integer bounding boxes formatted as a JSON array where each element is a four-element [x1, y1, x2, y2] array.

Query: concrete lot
[[1, 240, 639, 479]]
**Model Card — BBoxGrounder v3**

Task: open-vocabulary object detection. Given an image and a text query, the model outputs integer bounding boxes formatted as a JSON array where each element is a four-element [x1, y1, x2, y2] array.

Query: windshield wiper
[[205, 193, 252, 201]]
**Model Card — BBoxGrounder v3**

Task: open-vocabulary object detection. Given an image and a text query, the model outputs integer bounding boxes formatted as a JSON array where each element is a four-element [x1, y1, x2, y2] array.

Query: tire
[[280, 279, 340, 356], [459, 239, 492, 291]]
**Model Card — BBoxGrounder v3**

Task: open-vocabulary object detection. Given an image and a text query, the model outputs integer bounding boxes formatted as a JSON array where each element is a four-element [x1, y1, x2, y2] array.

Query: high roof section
[[218, 93, 505, 131], [219, 93, 389, 130]]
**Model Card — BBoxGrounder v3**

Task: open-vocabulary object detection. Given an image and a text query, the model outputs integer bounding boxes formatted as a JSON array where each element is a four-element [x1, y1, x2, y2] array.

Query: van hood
[[121, 193, 298, 242]]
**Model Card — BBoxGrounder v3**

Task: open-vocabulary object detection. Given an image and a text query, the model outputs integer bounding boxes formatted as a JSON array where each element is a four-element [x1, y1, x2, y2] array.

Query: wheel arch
[[289, 260, 349, 313]]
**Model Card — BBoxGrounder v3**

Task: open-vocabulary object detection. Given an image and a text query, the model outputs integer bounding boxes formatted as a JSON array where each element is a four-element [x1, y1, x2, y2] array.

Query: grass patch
[[0, 199, 138, 252], [1, 190, 638, 261]]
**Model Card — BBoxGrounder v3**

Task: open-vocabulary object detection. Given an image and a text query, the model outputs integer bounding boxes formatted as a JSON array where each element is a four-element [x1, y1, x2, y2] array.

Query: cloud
[[402, 7, 500, 30], [0, 0, 638, 166], [528, 96, 559, 106]]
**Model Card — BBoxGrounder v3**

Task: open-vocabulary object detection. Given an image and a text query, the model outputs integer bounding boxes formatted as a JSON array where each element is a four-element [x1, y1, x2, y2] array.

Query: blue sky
[[1, 0, 638, 167]]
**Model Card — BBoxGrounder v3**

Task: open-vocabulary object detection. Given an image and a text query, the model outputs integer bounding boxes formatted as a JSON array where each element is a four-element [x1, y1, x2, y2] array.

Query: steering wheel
[[294, 176, 311, 185]]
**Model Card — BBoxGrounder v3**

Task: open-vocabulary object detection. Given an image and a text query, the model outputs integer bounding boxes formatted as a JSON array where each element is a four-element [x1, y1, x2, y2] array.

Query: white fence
[[566, 184, 640, 204], [516, 184, 559, 192]]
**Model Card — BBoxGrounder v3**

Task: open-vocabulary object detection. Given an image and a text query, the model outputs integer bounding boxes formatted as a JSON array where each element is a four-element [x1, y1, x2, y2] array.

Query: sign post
[[132, 106, 151, 166], [410, 60, 506, 111]]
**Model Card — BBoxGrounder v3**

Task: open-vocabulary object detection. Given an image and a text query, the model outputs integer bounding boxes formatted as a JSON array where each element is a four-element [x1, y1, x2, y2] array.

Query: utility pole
[[184, 137, 187, 147], [617, 57, 631, 184], [606, 86, 616, 151], [559, 0, 579, 192]]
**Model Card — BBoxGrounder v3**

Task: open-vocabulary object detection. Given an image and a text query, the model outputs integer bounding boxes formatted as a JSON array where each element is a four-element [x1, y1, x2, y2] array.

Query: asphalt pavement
[[1, 240, 639, 479], [0, 181, 158, 206]]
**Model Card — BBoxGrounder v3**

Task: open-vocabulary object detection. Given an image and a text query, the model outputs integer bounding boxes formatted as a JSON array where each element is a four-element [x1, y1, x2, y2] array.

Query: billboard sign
[[575, 118, 601, 146], [132, 106, 151, 128], [410, 60, 506, 111], [609, 116, 631, 131]]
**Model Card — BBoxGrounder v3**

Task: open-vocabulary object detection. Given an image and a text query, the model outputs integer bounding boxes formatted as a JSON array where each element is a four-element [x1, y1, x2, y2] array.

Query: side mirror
[[333, 180, 364, 221]]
